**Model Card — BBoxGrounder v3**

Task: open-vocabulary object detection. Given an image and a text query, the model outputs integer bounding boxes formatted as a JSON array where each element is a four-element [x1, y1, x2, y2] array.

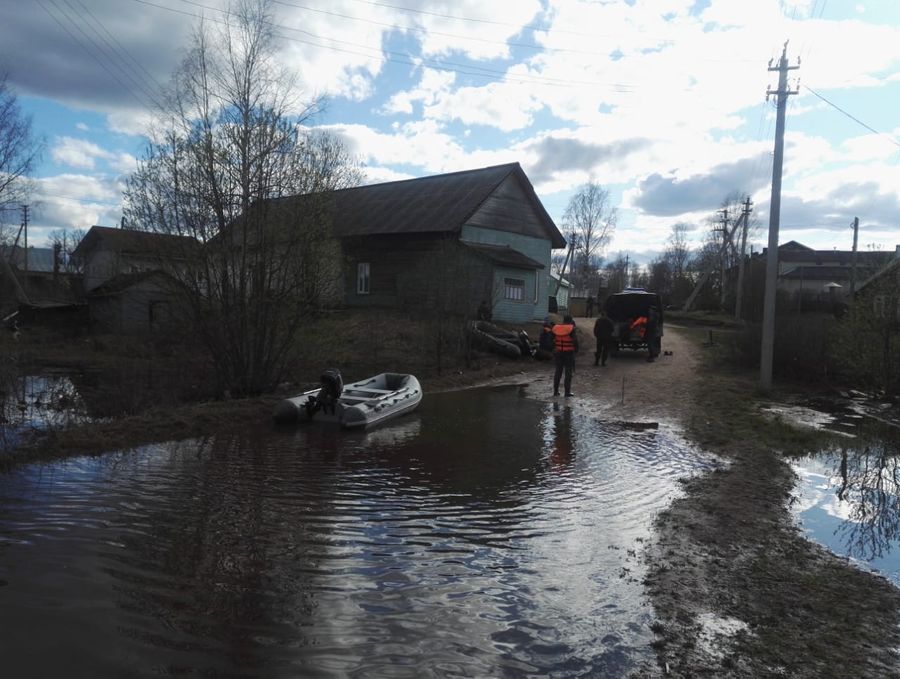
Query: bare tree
[[123, 0, 362, 396], [662, 222, 695, 305], [603, 254, 630, 294], [562, 182, 617, 292], [46, 228, 86, 272], [0, 71, 42, 240]]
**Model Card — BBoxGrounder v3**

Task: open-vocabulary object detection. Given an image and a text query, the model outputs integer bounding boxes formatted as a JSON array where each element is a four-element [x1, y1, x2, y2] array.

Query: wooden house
[[72, 226, 199, 292], [761, 240, 895, 300], [855, 252, 900, 322], [72, 226, 199, 333], [309, 163, 566, 323], [86, 270, 184, 334]]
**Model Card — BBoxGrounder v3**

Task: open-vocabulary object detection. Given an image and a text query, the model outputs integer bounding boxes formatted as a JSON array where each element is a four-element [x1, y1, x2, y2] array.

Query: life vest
[[630, 316, 648, 339], [552, 323, 576, 352]]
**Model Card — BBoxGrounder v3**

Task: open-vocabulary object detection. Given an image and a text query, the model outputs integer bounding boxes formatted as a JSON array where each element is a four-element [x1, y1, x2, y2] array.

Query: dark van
[[603, 288, 664, 355]]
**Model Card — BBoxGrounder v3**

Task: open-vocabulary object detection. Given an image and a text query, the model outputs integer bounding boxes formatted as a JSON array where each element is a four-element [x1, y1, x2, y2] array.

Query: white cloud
[[29, 173, 123, 240], [51, 137, 108, 170], [51, 137, 139, 176]]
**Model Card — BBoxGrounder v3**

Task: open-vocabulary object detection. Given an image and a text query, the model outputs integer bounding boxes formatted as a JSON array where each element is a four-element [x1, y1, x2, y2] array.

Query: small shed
[[87, 271, 184, 334], [548, 271, 572, 313]]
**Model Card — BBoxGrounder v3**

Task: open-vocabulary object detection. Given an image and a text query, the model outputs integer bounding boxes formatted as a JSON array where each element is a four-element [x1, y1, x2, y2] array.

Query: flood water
[[791, 407, 900, 587], [0, 386, 712, 677], [1, 373, 93, 452]]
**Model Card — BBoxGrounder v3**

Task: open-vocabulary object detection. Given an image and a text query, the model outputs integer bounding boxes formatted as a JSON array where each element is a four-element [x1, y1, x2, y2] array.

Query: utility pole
[[734, 197, 752, 321], [21, 204, 29, 273], [718, 208, 729, 308], [555, 232, 576, 296], [760, 42, 799, 390], [849, 216, 859, 297]]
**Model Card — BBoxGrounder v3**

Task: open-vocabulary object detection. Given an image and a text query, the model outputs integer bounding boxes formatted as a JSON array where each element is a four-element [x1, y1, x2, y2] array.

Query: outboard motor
[[317, 368, 343, 414], [306, 368, 343, 419], [516, 330, 533, 358]]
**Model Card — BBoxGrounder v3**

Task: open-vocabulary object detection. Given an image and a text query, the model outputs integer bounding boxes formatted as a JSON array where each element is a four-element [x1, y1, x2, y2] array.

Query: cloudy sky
[[2, 0, 899, 264]]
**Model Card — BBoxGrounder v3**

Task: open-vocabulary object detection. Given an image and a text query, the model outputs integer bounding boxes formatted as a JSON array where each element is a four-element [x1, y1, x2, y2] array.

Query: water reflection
[[0, 372, 92, 452], [0, 386, 713, 677], [793, 419, 900, 584]]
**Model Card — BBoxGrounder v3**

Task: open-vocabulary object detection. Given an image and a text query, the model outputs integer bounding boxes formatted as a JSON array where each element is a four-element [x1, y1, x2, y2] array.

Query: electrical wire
[[37, 0, 160, 111], [134, 0, 641, 91], [803, 85, 900, 149]]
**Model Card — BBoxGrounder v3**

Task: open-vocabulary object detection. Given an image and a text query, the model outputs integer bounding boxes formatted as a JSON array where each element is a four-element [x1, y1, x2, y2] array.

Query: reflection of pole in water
[[621, 376, 625, 405]]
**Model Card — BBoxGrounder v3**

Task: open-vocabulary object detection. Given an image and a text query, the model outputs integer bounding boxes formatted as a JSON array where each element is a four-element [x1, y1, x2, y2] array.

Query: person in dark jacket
[[593, 311, 615, 366], [535, 317, 555, 360], [645, 306, 660, 362], [551, 314, 578, 397]]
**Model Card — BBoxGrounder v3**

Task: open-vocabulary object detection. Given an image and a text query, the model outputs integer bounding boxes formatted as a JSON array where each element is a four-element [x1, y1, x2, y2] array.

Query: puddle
[[0, 385, 714, 677], [791, 413, 900, 586]]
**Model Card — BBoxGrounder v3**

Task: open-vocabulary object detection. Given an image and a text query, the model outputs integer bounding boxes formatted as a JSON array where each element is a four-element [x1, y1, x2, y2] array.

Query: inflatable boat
[[273, 372, 422, 429]]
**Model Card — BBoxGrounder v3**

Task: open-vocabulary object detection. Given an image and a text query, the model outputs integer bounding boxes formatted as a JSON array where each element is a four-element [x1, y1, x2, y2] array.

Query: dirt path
[[529, 317, 698, 422], [519, 320, 900, 678]]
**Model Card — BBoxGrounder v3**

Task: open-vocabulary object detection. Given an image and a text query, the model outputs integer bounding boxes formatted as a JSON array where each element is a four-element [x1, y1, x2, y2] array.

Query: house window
[[357, 262, 370, 294], [504, 277, 525, 301]]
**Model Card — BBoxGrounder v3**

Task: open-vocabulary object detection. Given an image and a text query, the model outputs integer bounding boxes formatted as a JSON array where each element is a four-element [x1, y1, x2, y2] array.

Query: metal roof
[[272, 163, 566, 248], [72, 226, 200, 260], [459, 241, 544, 270]]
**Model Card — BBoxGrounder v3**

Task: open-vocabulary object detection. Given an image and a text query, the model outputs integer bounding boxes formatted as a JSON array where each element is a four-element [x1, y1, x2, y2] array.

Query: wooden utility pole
[[21, 204, 29, 274], [734, 197, 752, 321], [718, 208, 729, 308], [555, 233, 576, 296], [849, 216, 859, 297], [760, 43, 799, 389]]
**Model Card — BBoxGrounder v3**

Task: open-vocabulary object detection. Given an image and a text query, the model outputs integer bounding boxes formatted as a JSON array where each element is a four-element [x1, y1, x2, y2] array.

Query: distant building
[[0, 244, 82, 320], [760, 240, 896, 299], [71, 226, 199, 333], [548, 271, 573, 313], [72, 226, 199, 292]]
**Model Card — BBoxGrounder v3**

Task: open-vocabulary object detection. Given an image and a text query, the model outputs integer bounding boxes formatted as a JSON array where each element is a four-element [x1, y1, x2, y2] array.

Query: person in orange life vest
[[630, 315, 648, 339], [552, 314, 579, 397]]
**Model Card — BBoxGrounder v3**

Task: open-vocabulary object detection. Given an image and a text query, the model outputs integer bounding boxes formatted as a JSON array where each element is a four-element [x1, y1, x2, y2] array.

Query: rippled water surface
[[0, 386, 711, 677], [792, 414, 900, 586]]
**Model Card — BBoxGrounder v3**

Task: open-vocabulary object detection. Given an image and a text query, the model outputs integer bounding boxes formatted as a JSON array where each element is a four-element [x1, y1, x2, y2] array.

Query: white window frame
[[357, 262, 370, 295], [504, 277, 525, 302]]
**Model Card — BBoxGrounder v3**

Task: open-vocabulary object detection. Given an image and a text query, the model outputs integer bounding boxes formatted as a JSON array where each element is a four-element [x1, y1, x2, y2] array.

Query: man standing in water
[[552, 314, 579, 397]]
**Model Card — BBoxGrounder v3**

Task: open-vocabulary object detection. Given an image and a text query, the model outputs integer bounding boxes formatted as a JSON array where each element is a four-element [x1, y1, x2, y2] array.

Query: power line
[[803, 84, 900, 149], [37, 0, 160, 111], [270, 0, 620, 58], [134, 0, 641, 91], [341, 0, 602, 38], [73, 0, 167, 93]]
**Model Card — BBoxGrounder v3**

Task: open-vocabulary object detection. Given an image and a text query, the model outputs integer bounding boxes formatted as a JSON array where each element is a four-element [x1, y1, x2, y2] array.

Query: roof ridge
[[331, 162, 520, 194]]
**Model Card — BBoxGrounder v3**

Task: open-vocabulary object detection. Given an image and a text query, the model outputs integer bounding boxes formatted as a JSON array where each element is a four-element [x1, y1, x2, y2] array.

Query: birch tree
[[124, 0, 361, 396], [562, 182, 617, 292], [0, 72, 41, 240]]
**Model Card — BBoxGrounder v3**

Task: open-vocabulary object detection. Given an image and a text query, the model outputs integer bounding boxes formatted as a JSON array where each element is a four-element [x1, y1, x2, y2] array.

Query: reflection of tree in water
[[1, 369, 90, 452], [832, 425, 900, 561], [100, 433, 341, 673]]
